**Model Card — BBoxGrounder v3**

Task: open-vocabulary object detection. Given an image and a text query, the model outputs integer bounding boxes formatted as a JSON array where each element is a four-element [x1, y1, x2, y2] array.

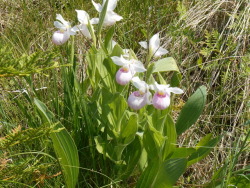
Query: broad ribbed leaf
[[110, 43, 124, 57], [152, 57, 180, 73], [119, 136, 142, 179], [137, 158, 187, 188], [104, 26, 115, 52], [176, 86, 207, 135], [94, 136, 126, 163], [120, 112, 138, 145], [34, 98, 79, 188], [171, 147, 196, 158], [171, 72, 182, 87], [188, 134, 221, 166], [136, 160, 161, 188], [143, 124, 165, 160], [153, 158, 187, 188], [162, 115, 177, 160]]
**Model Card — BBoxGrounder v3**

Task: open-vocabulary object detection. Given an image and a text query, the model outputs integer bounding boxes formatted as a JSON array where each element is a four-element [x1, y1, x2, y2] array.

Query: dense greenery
[[0, 0, 249, 187]]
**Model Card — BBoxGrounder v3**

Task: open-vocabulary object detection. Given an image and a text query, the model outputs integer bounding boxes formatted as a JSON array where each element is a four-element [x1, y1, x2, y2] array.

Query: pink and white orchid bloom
[[139, 33, 168, 57], [128, 77, 152, 110], [111, 56, 146, 85], [72, 10, 96, 39], [91, 0, 123, 26], [52, 14, 76, 45], [151, 82, 183, 110]]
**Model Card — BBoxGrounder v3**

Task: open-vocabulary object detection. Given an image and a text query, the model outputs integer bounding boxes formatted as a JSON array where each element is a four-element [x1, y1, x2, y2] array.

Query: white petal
[[111, 12, 123, 22], [149, 33, 160, 54], [151, 82, 161, 91], [132, 77, 145, 90], [56, 14, 69, 27], [154, 47, 168, 57], [71, 25, 80, 32], [139, 41, 148, 49], [77, 24, 91, 38], [107, 0, 118, 11], [90, 18, 99, 24], [131, 76, 141, 83], [111, 56, 127, 66], [68, 29, 76, 36], [168, 87, 184, 94], [151, 82, 169, 92], [132, 60, 146, 72], [76, 10, 89, 24], [103, 11, 123, 26], [54, 21, 66, 30], [149, 84, 155, 90], [92, 0, 102, 12]]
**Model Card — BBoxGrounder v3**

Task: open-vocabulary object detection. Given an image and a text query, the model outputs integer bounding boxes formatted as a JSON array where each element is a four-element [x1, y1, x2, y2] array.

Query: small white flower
[[139, 33, 168, 57], [111, 56, 146, 85], [128, 77, 152, 110], [92, 0, 123, 26], [52, 14, 76, 45], [72, 10, 97, 39], [150, 82, 183, 110]]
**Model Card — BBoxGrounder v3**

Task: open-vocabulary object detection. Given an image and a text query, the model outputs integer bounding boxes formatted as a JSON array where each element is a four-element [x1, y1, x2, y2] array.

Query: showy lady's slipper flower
[[151, 82, 183, 110], [52, 14, 76, 45], [128, 77, 152, 110], [92, 0, 123, 26], [139, 33, 168, 58], [111, 56, 146, 85], [72, 10, 96, 39]]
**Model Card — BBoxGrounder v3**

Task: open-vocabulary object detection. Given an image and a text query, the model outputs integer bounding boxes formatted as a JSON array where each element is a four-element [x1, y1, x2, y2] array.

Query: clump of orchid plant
[[52, 4, 184, 110], [50, 1, 215, 188]]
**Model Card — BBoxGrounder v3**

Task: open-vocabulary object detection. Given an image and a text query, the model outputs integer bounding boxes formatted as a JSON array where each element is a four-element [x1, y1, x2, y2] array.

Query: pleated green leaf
[[137, 158, 187, 188], [171, 147, 196, 159], [176, 86, 207, 135], [188, 134, 221, 166], [162, 115, 177, 160], [152, 57, 180, 73], [34, 98, 79, 188], [136, 160, 161, 188], [104, 26, 115, 52], [143, 124, 165, 160], [153, 158, 187, 187]]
